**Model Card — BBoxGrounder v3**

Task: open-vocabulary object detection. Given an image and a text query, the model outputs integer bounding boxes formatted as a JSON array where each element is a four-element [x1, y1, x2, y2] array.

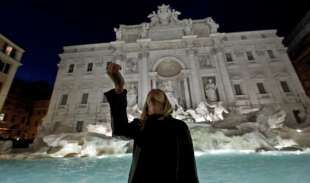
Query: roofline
[[62, 29, 279, 51], [223, 29, 277, 35], [63, 42, 111, 50], [0, 34, 25, 52]]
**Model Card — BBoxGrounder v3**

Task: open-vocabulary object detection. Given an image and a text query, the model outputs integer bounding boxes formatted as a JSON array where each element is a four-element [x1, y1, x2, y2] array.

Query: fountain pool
[[1, 152, 310, 183]]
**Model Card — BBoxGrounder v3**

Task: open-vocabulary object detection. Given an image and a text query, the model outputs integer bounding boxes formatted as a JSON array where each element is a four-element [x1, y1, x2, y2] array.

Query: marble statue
[[114, 27, 122, 41], [196, 102, 211, 121], [148, 11, 160, 26], [170, 9, 181, 24], [183, 19, 193, 35], [207, 101, 229, 121], [126, 82, 138, 106], [161, 80, 179, 109], [125, 59, 138, 74], [157, 4, 171, 25], [140, 23, 150, 38], [205, 78, 218, 102], [148, 4, 181, 26], [206, 17, 219, 33]]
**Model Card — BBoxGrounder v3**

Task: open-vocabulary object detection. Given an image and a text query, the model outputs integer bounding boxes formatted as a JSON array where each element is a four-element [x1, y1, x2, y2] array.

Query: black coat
[[105, 89, 199, 183]]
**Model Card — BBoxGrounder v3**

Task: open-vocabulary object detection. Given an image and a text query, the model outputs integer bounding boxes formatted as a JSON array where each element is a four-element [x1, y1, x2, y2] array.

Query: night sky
[[1, 0, 309, 86]]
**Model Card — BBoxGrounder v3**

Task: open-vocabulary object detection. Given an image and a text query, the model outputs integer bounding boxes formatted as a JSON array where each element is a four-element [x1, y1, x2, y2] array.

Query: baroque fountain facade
[[21, 4, 310, 157]]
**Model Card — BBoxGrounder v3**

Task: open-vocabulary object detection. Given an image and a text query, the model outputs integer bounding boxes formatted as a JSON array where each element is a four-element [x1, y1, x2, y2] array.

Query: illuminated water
[[1, 153, 310, 183]]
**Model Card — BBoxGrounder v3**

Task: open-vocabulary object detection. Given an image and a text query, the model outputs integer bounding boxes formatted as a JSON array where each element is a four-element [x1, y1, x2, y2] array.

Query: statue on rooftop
[[183, 19, 193, 35], [206, 17, 219, 33], [148, 11, 160, 26], [114, 27, 122, 41], [148, 4, 182, 26], [140, 23, 150, 38], [170, 9, 181, 24]]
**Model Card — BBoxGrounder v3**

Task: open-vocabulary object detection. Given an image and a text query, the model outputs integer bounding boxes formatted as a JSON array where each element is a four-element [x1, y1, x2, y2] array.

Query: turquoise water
[[1, 153, 310, 183]]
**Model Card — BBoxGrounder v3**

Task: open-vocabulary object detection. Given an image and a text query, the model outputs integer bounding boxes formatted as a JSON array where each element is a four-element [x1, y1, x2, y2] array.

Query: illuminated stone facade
[[42, 5, 309, 134]]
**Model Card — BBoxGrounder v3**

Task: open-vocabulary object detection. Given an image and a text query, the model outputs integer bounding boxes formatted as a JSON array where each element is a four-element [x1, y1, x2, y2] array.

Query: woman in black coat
[[105, 63, 199, 183]]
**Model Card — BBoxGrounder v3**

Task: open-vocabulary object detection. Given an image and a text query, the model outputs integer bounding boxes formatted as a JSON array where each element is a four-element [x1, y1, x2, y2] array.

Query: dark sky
[[1, 0, 309, 86]]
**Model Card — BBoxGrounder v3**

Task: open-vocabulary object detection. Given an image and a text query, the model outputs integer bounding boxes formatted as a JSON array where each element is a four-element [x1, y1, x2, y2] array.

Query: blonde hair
[[140, 89, 173, 125]]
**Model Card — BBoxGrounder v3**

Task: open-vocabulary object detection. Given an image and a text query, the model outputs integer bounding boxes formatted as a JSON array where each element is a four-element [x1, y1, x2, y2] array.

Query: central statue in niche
[[154, 58, 185, 109]]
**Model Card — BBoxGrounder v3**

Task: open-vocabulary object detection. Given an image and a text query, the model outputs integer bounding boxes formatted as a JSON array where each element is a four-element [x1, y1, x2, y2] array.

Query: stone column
[[138, 52, 150, 108], [187, 49, 202, 107], [213, 47, 235, 106], [181, 70, 191, 109], [149, 72, 157, 89], [184, 76, 191, 109]]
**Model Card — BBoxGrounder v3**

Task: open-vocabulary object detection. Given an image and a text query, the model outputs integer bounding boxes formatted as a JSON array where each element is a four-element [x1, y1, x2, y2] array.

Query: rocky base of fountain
[[1, 104, 310, 159], [0, 140, 12, 154]]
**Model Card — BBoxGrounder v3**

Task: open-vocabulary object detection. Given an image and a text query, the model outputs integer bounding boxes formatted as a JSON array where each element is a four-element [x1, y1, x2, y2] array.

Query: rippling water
[[1, 153, 310, 183]]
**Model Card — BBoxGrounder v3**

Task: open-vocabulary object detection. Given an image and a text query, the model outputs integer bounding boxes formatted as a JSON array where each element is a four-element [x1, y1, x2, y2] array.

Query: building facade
[[0, 34, 24, 111], [0, 90, 31, 139], [285, 10, 310, 97], [42, 5, 309, 134], [0, 80, 51, 140]]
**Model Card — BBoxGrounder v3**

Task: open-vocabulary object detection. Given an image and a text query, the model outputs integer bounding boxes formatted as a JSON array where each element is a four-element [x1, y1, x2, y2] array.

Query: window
[[293, 110, 302, 124], [234, 84, 243, 95], [87, 63, 93, 72], [81, 93, 88, 104], [241, 35, 247, 40], [4, 45, 13, 56], [225, 53, 233, 62], [0, 60, 10, 74], [3, 63, 10, 74], [280, 81, 290, 93], [10, 49, 16, 59], [267, 50, 275, 59], [60, 94, 68, 105], [223, 36, 228, 41], [246, 51, 255, 61], [256, 82, 267, 94], [68, 64, 74, 73], [76, 121, 84, 132], [261, 34, 267, 38]]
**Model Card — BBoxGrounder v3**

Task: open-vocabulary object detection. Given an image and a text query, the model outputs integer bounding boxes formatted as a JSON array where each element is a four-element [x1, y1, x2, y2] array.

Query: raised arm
[[105, 63, 141, 139]]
